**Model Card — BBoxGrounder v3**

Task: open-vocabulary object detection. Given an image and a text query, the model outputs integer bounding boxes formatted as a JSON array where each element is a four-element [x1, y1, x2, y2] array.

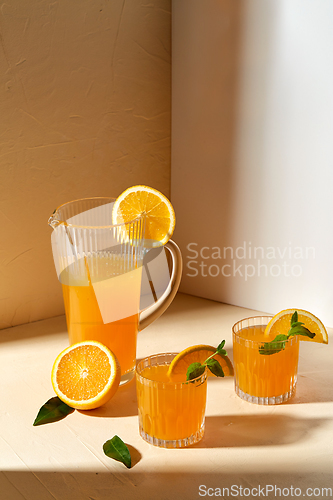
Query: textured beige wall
[[0, 0, 171, 329]]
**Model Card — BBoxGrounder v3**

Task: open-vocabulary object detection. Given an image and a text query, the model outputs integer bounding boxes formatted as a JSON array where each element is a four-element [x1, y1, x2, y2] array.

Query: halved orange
[[51, 341, 121, 410], [112, 185, 175, 246], [167, 344, 234, 380], [264, 309, 328, 344]]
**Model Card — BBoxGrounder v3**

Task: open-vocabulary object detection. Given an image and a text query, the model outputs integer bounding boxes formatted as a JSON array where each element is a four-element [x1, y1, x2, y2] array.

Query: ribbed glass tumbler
[[232, 316, 300, 405], [136, 353, 207, 448]]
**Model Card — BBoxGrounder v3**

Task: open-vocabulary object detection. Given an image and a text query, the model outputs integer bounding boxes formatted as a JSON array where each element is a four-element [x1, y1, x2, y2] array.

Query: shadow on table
[[207, 367, 333, 404], [199, 413, 331, 448], [2, 470, 333, 500], [80, 376, 139, 419], [290, 373, 333, 404]]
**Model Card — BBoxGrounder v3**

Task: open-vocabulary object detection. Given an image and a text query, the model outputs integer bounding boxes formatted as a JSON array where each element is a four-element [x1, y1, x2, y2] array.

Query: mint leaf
[[288, 310, 315, 339], [103, 435, 131, 468], [185, 340, 229, 379], [186, 362, 206, 381], [206, 358, 224, 377], [288, 318, 306, 333], [33, 397, 75, 426], [289, 321, 304, 329], [259, 311, 316, 355], [291, 310, 298, 324], [259, 334, 289, 355], [217, 340, 226, 352], [289, 325, 315, 339]]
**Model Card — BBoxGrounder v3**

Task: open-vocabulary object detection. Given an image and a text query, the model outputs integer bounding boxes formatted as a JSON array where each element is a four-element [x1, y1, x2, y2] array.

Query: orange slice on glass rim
[[112, 185, 175, 246], [167, 344, 234, 380], [264, 309, 328, 344], [51, 341, 121, 410]]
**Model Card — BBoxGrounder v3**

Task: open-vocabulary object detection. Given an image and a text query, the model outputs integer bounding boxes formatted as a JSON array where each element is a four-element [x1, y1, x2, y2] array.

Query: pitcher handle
[[139, 239, 182, 331]]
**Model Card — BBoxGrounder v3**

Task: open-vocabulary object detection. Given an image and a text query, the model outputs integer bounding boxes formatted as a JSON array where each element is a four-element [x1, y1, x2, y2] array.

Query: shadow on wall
[[172, 0, 281, 307], [172, 0, 245, 300]]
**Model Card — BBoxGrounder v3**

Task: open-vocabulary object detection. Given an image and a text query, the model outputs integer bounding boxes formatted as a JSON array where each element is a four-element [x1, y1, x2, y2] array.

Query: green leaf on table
[[103, 435, 131, 468], [206, 358, 224, 377], [33, 396, 75, 426], [186, 362, 206, 381]]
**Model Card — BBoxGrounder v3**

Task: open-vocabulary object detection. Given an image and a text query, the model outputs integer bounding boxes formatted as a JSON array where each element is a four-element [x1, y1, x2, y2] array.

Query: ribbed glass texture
[[136, 353, 207, 448], [233, 317, 299, 405], [49, 197, 145, 385], [50, 197, 145, 286]]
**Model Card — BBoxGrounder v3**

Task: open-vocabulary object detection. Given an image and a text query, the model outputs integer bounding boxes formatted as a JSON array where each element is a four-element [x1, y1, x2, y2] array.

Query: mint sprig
[[186, 340, 227, 381], [259, 311, 315, 355]]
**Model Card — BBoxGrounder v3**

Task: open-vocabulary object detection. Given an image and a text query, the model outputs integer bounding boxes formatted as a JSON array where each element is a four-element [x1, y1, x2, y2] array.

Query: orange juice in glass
[[233, 316, 300, 404], [136, 353, 207, 447]]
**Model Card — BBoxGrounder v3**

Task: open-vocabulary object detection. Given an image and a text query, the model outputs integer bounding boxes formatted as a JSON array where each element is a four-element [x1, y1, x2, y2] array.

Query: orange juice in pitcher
[[61, 255, 142, 378], [48, 194, 182, 385]]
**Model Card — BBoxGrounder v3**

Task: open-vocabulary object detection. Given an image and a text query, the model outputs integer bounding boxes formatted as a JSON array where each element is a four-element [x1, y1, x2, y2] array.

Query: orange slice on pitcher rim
[[264, 309, 328, 344], [167, 344, 234, 380], [51, 341, 121, 410], [112, 185, 175, 246]]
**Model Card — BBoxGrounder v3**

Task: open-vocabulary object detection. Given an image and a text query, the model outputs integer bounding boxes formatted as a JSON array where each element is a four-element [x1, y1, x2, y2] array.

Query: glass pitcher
[[48, 197, 182, 385]]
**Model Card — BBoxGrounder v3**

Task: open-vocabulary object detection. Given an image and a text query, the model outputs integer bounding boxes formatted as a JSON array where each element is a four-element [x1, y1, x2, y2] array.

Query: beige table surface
[[1, 293, 333, 500]]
